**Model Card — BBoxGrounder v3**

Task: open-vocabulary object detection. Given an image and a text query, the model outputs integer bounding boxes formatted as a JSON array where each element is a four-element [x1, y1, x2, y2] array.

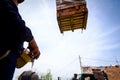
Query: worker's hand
[[28, 39, 40, 59]]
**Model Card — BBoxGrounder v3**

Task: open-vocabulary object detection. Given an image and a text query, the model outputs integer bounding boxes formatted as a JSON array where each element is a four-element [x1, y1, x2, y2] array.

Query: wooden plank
[[56, 0, 88, 33]]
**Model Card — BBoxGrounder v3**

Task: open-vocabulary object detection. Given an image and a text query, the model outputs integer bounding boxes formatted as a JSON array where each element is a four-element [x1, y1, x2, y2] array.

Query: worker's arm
[[28, 39, 40, 59], [1, 0, 33, 42], [1, 0, 40, 58]]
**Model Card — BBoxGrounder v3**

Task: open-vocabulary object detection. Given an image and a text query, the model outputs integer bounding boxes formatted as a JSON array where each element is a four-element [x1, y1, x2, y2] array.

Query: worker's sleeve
[[3, 0, 34, 42]]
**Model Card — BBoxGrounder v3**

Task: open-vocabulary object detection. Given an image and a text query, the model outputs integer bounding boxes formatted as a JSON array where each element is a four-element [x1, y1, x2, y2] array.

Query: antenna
[[79, 55, 83, 73]]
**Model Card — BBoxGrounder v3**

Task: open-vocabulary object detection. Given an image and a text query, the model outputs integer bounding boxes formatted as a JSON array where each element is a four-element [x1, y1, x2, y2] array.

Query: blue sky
[[13, 0, 120, 79]]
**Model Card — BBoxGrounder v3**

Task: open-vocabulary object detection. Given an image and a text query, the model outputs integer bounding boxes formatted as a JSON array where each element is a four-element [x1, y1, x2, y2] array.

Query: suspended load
[[56, 0, 88, 33]]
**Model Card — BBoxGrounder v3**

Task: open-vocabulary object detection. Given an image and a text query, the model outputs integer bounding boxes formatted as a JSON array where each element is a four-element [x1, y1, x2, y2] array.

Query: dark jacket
[[0, 0, 33, 53]]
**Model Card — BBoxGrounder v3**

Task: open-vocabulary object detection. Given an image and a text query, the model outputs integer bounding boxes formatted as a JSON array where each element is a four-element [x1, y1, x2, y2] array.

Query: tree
[[40, 70, 52, 80]]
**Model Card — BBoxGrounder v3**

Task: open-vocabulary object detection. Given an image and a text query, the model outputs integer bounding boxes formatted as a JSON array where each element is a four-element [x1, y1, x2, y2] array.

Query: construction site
[[12, 0, 120, 80], [81, 65, 120, 80]]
